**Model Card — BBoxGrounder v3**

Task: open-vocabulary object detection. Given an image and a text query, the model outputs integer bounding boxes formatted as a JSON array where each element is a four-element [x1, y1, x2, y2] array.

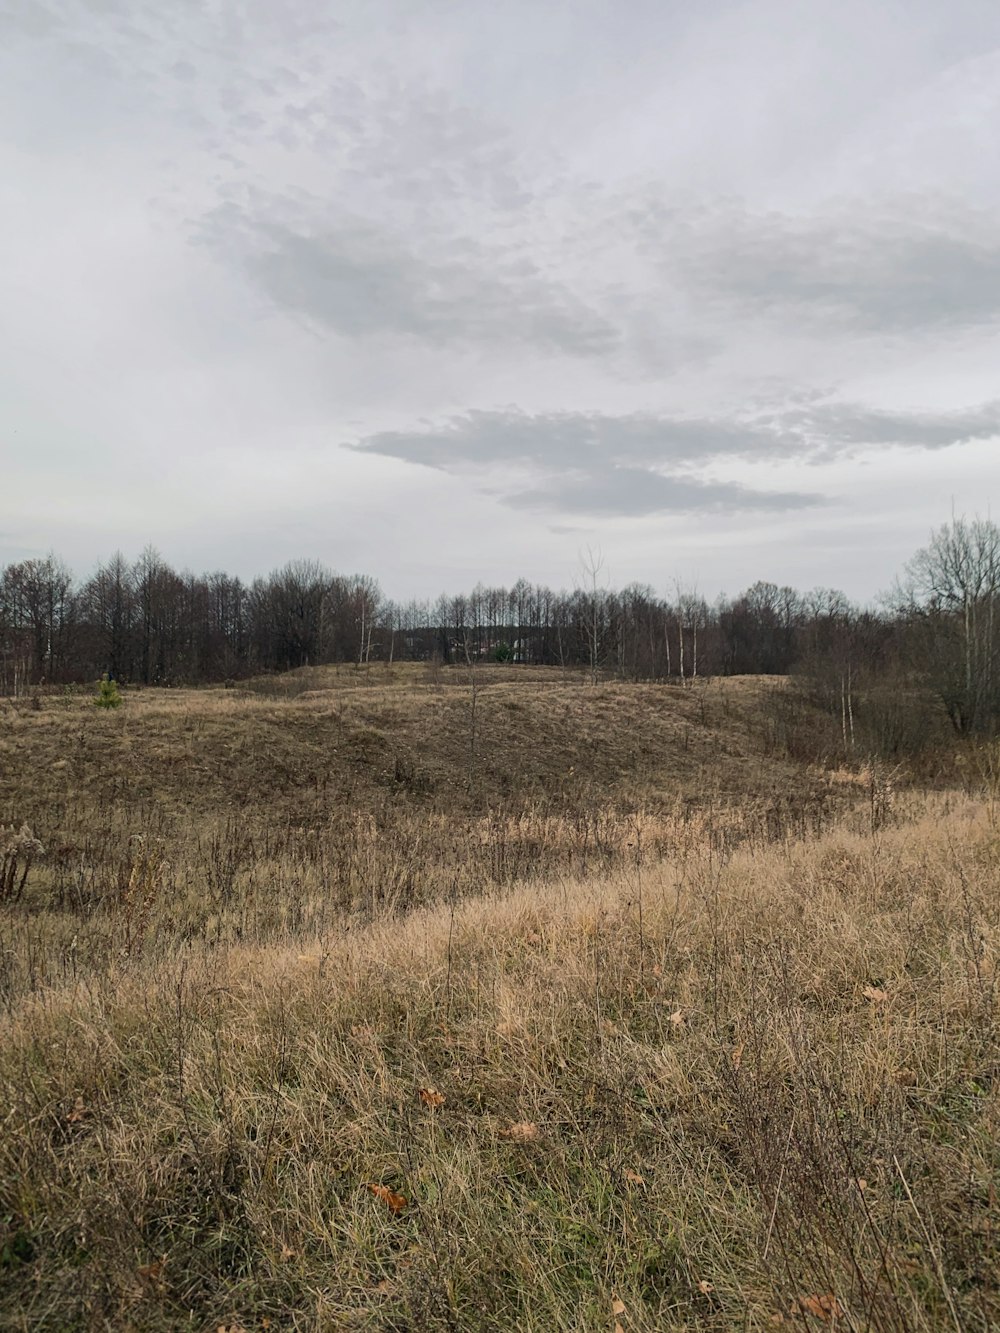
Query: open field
[[1, 668, 997, 1330], [0, 668, 873, 989]]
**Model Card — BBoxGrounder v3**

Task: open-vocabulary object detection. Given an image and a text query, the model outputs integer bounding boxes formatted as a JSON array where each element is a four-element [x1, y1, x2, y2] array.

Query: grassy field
[[1, 667, 997, 1330]]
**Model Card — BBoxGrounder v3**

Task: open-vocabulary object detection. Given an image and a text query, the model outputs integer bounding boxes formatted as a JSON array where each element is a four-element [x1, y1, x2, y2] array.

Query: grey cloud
[[349, 401, 1000, 474], [347, 400, 998, 517], [505, 468, 820, 518], [633, 198, 1000, 334], [349, 409, 769, 469], [777, 400, 1000, 451], [348, 409, 825, 516], [222, 221, 621, 355]]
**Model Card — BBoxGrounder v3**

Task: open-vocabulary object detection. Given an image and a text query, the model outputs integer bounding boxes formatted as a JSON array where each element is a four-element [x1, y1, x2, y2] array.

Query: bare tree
[[899, 515, 1000, 734], [579, 547, 607, 685]]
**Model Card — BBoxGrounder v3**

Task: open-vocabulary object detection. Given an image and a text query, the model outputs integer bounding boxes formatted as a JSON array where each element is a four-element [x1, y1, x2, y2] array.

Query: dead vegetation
[[0, 669, 996, 1329]]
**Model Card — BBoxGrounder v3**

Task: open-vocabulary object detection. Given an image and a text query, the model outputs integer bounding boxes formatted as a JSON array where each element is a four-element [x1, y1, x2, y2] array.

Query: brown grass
[[2, 666, 858, 819], [0, 671, 996, 1329]]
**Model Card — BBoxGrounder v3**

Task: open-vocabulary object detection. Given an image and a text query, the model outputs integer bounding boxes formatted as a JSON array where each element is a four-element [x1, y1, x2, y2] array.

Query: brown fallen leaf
[[669, 1009, 684, 1027], [279, 1243, 296, 1262], [612, 1296, 626, 1315], [731, 1043, 745, 1070], [417, 1087, 445, 1107], [792, 1293, 844, 1322], [698, 1279, 714, 1294], [624, 1169, 646, 1186], [501, 1121, 540, 1142], [67, 1097, 86, 1124], [614, 1325, 625, 1333], [856, 1177, 868, 1193], [366, 1183, 408, 1214], [137, 1259, 164, 1282], [862, 986, 888, 1003]]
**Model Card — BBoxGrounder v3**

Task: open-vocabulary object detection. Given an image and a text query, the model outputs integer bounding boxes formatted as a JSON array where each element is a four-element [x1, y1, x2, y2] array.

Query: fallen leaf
[[501, 1121, 540, 1142], [614, 1325, 625, 1333], [856, 1177, 868, 1193], [699, 1279, 714, 1294], [366, 1183, 408, 1214], [67, 1097, 86, 1124], [612, 1296, 626, 1315], [792, 1293, 844, 1321], [651, 963, 663, 978], [137, 1260, 164, 1282], [417, 1087, 445, 1107], [731, 1043, 744, 1070], [669, 1009, 684, 1027], [279, 1243, 296, 1262], [624, 1169, 646, 1186], [862, 986, 888, 1003], [769, 1315, 786, 1326], [375, 1279, 393, 1294]]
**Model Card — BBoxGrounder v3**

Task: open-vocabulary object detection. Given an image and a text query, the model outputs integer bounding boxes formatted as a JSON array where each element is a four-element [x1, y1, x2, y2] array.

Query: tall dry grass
[[1, 792, 998, 1330]]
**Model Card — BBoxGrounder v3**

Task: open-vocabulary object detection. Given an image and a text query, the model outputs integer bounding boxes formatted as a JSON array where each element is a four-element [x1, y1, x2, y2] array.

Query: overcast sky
[[2, 0, 998, 602]]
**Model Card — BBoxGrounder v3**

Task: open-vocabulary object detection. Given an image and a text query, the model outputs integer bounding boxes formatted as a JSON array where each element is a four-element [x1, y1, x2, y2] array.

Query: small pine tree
[[95, 674, 122, 709]]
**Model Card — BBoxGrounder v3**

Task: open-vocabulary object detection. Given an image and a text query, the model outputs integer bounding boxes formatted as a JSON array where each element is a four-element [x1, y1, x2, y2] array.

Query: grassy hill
[[1, 668, 996, 1329], [3, 664, 850, 818]]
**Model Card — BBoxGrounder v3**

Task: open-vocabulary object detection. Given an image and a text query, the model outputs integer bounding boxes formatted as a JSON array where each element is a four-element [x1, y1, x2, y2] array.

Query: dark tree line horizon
[[2, 516, 999, 737]]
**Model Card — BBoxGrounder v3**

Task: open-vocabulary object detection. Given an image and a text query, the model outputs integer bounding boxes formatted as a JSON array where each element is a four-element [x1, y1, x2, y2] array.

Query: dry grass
[[1, 667, 852, 822], [1, 672, 997, 1329]]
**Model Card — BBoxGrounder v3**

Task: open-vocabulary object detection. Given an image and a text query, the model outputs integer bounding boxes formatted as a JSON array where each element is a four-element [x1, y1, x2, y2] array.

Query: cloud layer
[[2, 0, 999, 593], [348, 401, 1000, 516]]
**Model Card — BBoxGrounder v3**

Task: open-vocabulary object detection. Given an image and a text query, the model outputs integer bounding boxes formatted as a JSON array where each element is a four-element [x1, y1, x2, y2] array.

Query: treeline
[[0, 550, 879, 684], [2, 517, 998, 736]]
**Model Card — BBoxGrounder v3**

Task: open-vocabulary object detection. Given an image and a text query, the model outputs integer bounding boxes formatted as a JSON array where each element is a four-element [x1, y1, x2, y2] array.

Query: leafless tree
[[899, 515, 1000, 733], [578, 547, 607, 685]]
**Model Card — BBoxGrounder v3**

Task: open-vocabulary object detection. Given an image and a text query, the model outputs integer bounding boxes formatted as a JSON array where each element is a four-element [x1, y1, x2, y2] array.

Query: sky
[[2, 0, 999, 603]]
